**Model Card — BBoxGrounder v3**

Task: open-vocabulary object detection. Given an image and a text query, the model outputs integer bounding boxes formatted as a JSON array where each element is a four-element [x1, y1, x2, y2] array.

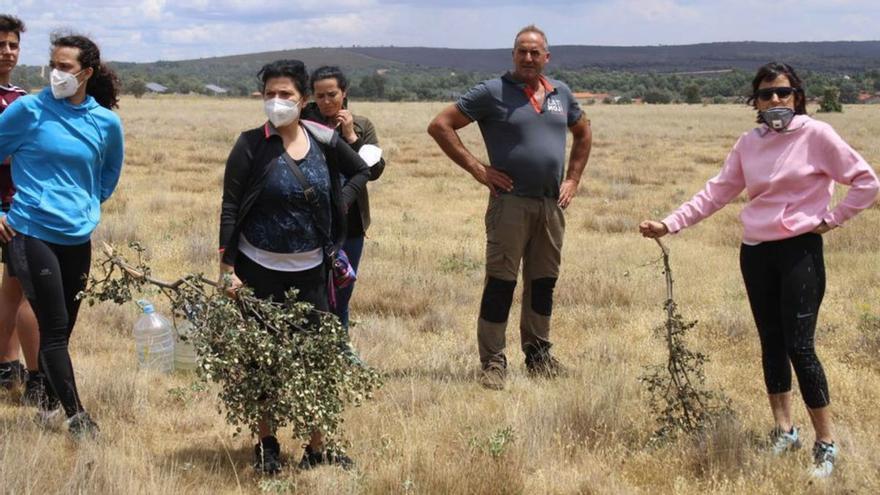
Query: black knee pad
[[480, 277, 517, 323], [530, 277, 557, 316]]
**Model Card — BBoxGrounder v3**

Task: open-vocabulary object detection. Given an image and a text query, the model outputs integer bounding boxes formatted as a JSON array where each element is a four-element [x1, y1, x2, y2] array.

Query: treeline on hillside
[[11, 64, 880, 104]]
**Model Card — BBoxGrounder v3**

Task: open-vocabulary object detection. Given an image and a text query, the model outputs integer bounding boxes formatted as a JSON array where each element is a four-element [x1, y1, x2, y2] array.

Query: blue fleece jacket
[[0, 88, 124, 245]]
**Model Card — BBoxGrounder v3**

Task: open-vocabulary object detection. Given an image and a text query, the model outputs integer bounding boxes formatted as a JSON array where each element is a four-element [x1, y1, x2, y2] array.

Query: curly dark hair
[[257, 59, 309, 96], [0, 15, 25, 38], [748, 62, 807, 122], [51, 33, 120, 109]]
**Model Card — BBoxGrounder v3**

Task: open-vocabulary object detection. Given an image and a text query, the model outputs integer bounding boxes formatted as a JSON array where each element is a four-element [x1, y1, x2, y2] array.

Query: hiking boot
[[66, 412, 100, 440], [297, 445, 354, 471], [769, 425, 801, 455], [525, 353, 566, 379], [810, 440, 837, 478], [253, 436, 283, 475], [0, 360, 26, 390], [479, 362, 506, 390]]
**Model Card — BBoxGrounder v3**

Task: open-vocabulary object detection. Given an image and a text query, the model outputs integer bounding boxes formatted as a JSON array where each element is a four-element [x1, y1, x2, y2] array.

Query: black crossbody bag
[[280, 152, 356, 297]]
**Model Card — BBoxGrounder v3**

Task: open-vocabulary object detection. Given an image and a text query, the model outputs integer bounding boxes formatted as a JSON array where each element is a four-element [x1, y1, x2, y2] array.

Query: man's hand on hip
[[558, 179, 578, 209], [471, 162, 513, 196]]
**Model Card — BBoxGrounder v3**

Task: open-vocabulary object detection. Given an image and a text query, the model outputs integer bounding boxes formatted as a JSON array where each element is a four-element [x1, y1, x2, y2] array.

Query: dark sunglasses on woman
[[756, 87, 797, 101]]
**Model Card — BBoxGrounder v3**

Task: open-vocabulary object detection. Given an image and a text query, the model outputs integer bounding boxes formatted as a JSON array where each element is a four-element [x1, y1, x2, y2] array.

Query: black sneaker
[[253, 436, 283, 475], [297, 445, 354, 470], [66, 411, 100, 440], [0, 360, 26, 389], [21, 372, 59, 409]]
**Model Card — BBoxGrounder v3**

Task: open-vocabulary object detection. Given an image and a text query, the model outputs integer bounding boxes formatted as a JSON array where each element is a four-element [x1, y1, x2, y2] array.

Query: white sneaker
[[770, 425, 801, 455], [810, 441, 837, 478]]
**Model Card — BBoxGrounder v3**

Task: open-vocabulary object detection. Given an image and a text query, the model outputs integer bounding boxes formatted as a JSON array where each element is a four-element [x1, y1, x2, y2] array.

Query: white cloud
[[2, 0, 878, 65], [618, 0, 700, 22]]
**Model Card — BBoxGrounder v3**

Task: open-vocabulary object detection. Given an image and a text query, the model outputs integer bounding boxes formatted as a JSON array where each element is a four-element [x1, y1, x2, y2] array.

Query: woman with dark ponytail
[[51, 33, 120, 109], [0, 32, 124, 439]]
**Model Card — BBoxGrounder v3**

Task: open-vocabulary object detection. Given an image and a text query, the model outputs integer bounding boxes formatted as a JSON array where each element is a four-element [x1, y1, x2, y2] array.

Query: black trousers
[[9, 235, 91, 417], [740, 233, 830, 409]]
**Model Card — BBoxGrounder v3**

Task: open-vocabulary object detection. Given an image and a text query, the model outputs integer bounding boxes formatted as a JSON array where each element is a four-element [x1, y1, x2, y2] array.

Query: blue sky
[[3, 0, 878, 65]]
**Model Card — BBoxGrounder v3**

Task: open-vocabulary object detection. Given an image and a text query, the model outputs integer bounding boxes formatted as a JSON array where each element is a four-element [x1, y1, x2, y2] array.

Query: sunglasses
[[756, 87, 797, 101]]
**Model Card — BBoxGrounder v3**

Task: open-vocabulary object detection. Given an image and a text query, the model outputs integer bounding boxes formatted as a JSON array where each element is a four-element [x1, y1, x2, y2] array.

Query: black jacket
[[219, 120, 370, 266], [303, 102, 386, 237]]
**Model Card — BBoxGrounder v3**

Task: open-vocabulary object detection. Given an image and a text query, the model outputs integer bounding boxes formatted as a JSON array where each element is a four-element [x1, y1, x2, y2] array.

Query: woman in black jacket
[[218, 60, 370, 474]]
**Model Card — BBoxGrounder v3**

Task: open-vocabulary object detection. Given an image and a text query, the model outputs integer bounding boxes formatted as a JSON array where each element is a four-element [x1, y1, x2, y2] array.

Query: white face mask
[[50, 68, 84, 100], [263, 97, 300, 128]]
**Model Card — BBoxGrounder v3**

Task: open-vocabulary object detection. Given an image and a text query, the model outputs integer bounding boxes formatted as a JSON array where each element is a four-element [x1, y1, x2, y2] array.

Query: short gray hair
[[514, 25, 549, 51]]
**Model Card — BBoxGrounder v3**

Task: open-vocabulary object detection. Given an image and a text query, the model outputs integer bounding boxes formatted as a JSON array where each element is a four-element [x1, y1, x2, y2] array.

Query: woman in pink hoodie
[[640, 62, 878, 478]]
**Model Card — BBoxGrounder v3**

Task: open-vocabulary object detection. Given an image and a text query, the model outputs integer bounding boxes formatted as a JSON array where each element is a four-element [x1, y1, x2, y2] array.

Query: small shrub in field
[[819, 86, 843, 113], [470, 426, 516, 459], [438, 251, 481, 274], [640, 240, 732, 441]]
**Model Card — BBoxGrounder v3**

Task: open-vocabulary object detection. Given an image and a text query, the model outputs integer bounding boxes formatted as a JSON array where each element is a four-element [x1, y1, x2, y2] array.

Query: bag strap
[[280, 152, 334, 253], [282, 152, 319, 208]]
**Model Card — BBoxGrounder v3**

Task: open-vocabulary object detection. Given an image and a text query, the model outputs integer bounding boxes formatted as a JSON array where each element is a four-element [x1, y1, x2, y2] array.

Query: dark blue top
[[241, 134, 332, 253], [456, 73, 582, 199]]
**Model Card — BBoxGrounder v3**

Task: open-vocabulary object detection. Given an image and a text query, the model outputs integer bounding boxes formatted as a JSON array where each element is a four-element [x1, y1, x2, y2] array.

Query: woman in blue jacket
[[0, 33, 124, 438]]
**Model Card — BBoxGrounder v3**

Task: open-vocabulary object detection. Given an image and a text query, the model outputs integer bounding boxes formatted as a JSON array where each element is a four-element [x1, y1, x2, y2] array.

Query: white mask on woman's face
[[263, 97, 300, 128], [50, 68, 84, 99]]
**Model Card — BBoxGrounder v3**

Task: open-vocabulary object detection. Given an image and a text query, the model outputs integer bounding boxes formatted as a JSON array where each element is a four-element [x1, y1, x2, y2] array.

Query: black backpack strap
[[281, 152, 320, 208]]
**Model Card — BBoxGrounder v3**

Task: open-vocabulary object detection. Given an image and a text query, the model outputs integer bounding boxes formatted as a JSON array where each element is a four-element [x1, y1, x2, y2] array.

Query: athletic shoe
[[769, 425, 801, 455], [34, 407, 64, 429], [253, 436, 283, 475], [479, 362, 506, 391], [340, 342, 365, 367], [810, 440, 837, 478], [297, 445, 354, 470], [66, 412, 100, 440], [21, 372, 59, 410], [0, 360, 26, 389], [525, 353, 567, 379]]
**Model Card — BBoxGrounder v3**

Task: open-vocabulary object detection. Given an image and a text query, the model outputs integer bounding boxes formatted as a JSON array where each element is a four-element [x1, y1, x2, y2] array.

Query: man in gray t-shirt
[[428, 25, 592, 390]]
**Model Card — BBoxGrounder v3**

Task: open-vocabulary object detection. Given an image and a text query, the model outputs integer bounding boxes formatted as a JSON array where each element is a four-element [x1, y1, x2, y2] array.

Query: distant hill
[[347, 41, 880, 73], [114, 47, 405, 74], [13, 40, 879, 99], [102, 40, 880, 77]]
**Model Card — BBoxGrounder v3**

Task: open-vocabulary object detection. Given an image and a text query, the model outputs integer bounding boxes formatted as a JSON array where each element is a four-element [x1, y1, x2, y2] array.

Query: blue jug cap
[[136, 299, 155, 314]]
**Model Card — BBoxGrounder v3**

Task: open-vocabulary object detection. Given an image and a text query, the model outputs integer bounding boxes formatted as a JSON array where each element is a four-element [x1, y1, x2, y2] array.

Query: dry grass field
[[1, 96, 879, 494]]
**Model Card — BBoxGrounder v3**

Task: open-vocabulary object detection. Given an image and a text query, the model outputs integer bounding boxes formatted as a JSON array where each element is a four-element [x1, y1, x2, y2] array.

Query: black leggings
[[740, 233, 829, 409], [9, 235, 91, 417]]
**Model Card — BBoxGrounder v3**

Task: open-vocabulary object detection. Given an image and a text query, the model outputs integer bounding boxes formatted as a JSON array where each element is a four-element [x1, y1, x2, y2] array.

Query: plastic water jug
[[133, 300, 174, 373], [173, 318, 199, 372]]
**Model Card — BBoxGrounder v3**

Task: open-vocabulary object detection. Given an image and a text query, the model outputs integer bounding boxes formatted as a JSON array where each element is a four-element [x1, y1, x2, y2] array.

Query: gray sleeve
[[559, 83, 584, 127], [455, 82, 493, 122]]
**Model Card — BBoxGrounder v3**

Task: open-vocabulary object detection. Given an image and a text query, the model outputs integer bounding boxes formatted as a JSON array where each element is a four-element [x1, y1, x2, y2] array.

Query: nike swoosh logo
[[796, 312, 814, 319]]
